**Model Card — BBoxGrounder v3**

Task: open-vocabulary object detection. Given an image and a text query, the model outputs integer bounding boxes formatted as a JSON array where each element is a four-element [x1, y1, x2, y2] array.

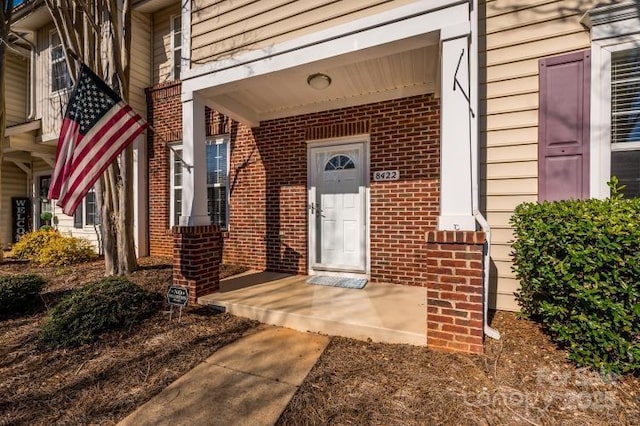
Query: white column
[[439, 31, 476, 231], [132, 134, 148, 256], [180, 91, 210, 226]]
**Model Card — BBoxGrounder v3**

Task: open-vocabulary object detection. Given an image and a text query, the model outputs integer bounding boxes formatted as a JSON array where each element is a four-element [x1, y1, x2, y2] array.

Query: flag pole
[[147, 126, 193, 172], [55, 55, 194, 172]]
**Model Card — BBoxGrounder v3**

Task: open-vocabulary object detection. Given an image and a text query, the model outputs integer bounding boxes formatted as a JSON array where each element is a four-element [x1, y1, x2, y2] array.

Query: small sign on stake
[[167, 285, 189, 322]]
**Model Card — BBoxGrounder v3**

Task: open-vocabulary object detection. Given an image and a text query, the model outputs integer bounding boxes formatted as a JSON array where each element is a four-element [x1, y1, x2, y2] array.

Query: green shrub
[[36, 236, 96, 267], [12, 229, 60, 260], [511, 196, 640, 374], [39, 277, 158, 348], [11, 229, 97, 267], [0, 274, 47, 314]]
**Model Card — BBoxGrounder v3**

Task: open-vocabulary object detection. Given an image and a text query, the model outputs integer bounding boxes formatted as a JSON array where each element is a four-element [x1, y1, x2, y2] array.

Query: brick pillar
[[173, 225, 222, 304], [425, 230, 486, 354]]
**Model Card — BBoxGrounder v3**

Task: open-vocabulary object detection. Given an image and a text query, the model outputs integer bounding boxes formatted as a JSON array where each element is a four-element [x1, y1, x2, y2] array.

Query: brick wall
[[146, 81, 182, 257], [425, 230, 485, 354], [225, 94, 440, 283], [147, 87, 440, 286], [173, 225, 222, 303]]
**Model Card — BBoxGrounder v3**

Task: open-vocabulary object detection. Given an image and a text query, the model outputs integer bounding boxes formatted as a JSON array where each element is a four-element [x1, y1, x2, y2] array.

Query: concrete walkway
[[118, 326, 329, 426]]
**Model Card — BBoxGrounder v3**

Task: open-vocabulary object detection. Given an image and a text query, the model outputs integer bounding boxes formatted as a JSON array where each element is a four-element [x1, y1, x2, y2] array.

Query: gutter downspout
[[10, 30, 36, 120], [474, 210, 501, 340], [468, 0, 498, 339]]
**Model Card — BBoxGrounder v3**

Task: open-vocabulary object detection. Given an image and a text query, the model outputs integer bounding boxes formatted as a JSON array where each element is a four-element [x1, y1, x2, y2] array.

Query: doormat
[[306, 275, 368, 289]]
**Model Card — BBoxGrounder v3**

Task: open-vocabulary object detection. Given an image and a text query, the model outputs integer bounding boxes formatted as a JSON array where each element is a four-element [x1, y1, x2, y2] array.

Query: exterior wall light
[[307, 73, 332, 90]]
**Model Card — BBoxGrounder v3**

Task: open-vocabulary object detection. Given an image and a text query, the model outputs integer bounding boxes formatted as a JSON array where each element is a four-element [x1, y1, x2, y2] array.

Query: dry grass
[[278, 312, 640, 425], [0, 257, 256, 425]]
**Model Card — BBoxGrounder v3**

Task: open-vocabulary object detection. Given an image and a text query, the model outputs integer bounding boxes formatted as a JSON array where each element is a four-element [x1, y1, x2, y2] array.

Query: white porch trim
[[182, 0, 469, 97], [586, 2, 640, 199], [180, 93, 210, 226], [438, 26, 476, 231], [180, 0, 478, 232]]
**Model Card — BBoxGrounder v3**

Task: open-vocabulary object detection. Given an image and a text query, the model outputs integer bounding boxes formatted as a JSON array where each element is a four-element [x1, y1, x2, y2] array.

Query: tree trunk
[[46, 0, 138, 275], [0, 40, 6, 263]]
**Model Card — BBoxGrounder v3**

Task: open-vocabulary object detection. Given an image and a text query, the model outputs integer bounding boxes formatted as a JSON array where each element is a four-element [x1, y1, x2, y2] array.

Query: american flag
[[49, 64, 148, 215]]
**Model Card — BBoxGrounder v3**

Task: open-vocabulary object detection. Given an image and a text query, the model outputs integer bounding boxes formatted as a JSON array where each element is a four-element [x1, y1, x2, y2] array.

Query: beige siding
[[131, 11, 152, 112], [190, 0, 416, 66], [1, 163, 29, 249], [479, 0, 621, 311], [36, 23, 69, 142], [5, 52, 28, 125], [153, 3, 180, 84]]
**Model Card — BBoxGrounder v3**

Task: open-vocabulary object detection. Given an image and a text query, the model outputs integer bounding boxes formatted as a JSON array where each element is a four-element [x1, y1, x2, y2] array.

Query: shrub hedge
[[511, 193, 640, 374], [39, 277, 158, 348], [0, 274, 47, 314], [12, 229, 97, 267]]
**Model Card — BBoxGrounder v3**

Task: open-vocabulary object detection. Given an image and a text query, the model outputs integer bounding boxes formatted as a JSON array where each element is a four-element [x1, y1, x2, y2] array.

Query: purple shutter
[[538, 50, 590, 201]]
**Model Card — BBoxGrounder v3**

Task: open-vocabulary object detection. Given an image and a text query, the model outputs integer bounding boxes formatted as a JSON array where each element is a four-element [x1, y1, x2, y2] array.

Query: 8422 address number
[[373, 170, 400, 181]]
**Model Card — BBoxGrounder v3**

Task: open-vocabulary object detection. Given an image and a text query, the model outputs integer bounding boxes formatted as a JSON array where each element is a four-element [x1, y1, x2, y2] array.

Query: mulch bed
[[278, 312, 640, 425], [2, 257, 639, 425], [0, 257, 256, 425]]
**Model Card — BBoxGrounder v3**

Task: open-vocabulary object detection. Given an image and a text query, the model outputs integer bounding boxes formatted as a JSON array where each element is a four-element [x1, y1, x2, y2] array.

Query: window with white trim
[[73, 189, 100, 228], [610, 47, 640, 198], [50, 31, 72, 93], [169, 138, 230, 228], [206, 137, 229, 228], [171, 14, 182, 80], [170, 145, 183, 226]]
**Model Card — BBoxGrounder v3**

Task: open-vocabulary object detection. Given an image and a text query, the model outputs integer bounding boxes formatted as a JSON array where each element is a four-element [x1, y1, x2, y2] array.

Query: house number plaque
[[373, 170, 400, 181]]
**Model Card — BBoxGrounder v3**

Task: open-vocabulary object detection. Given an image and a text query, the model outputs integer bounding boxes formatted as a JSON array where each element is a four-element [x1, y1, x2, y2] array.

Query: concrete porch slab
[[199, 272, 427, 345]]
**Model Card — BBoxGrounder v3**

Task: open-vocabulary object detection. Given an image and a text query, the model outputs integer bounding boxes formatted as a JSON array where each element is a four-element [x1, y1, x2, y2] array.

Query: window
[[73, 189, 99, 228], [85, 190, 99, 226], [170, 145, 183, 226], [50, 31, 72, 93], [38, 175, 52, 228], [610, 47, 640, 198], [207, 138, 229, 228], [170, 139, 230, 228], [172, 15, 182, 80], [324, 154, 355, 171]]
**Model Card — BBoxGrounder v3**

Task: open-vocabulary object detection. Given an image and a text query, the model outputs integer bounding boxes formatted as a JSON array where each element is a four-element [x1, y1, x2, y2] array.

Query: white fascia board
[[182, 0, 469, 96], [181, 0, 191, 75]]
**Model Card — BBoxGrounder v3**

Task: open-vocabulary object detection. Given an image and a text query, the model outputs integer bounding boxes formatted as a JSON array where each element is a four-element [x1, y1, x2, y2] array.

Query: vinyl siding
[[190, 0, 417, 66], [36, 22, 69, 142], [479, 0, 621, 311], [5, 52, 28, 125], [131, 11, 152, 115], [153, 3, 180, 84], [31, 160, 101, 249], [1, 163, 29, 250]]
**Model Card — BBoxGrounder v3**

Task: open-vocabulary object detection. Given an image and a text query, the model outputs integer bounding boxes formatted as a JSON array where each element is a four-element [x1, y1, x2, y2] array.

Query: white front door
[[309, 143, 367, 273]]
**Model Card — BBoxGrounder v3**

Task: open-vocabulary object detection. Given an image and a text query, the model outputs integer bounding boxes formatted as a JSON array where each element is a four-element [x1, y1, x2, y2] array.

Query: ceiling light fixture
[[307, 73, 332, 90]]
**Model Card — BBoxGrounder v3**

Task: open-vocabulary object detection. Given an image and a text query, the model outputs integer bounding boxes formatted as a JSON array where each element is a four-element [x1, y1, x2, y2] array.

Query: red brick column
[[173, 225, 222, 304], [425, 230, 486, 354]]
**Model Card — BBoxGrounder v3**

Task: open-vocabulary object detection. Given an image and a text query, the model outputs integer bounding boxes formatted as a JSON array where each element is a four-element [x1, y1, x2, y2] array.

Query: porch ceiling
[[201, 32, 440, 127]]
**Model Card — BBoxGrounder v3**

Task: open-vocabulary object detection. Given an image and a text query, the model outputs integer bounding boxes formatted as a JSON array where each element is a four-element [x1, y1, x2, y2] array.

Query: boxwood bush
[[0, 274, 47, 314], [511, 189, 640, 374], [39, 277, 158, 349]]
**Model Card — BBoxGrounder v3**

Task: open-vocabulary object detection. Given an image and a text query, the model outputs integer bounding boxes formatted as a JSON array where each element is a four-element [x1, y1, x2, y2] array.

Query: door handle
[[310, 202, 315, 215]]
